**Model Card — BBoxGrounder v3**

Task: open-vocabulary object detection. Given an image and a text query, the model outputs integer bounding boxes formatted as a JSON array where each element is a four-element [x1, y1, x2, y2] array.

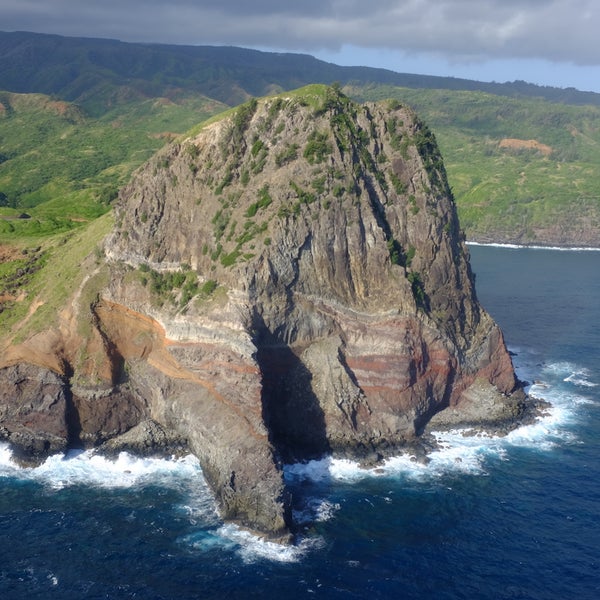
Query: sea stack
[[0, 86, 525, 540]]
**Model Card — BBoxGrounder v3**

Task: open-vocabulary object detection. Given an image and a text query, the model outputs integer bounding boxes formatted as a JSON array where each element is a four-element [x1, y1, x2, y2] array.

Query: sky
[[2, 0, 600, 93]]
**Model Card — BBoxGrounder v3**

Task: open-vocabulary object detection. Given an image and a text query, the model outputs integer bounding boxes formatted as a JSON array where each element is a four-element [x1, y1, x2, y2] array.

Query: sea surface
[[1, 245, 599, 599]]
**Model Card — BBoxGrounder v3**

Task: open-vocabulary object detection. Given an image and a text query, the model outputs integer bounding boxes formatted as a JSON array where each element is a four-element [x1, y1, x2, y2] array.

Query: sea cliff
[[0, 86, 528, 540]]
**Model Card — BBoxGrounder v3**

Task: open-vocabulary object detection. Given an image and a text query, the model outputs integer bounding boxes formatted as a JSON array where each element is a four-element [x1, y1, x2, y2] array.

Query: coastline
[[467, 240, 600, 252]]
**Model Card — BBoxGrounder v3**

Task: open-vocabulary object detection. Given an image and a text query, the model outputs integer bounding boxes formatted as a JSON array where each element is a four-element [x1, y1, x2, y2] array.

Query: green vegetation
[[245, 185, 273, 217], [200, 279, 218, 296], [413, 121, 452, 199], [142, 264, 199, 308], [220, 98, 259, 164], [2, 31, 600, 244], [275, 143, 299, 167], [1, 35, 599, 259], [408, 271, 427, 310], [387, 238, 404, 266], [389, 172, 406, 195], [303, 130, 333, 164], [290, 181, 317, 206], [1, 213, 114, 338], [3, 32, 600, 346], [387, 239, 415, 270], [351, 84, 600, 241], [0, 91, 226, 243], [248, 135, 269, 174]]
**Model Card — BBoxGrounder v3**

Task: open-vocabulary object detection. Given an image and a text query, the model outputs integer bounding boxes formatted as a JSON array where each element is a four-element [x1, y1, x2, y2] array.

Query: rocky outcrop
[[0, 363, 70, 464], [0, 86, 528, 540]]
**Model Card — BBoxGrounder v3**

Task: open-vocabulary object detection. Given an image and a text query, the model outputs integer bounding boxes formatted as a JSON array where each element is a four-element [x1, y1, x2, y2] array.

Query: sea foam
[[1, 354, 592, 564], [0, 446, 203, 490], [284, 355, 590, 491], [182, 524, 325, 563], [467, 241, 600, 252], [217, 524, 325, 563]]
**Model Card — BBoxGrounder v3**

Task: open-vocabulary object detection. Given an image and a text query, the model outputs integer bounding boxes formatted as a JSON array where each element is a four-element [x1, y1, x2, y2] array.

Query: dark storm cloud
[[2, 0, 599, 65]]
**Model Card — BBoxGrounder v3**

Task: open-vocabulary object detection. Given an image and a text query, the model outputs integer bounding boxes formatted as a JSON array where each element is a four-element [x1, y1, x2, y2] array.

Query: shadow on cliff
[[253, 318, 331, 464]]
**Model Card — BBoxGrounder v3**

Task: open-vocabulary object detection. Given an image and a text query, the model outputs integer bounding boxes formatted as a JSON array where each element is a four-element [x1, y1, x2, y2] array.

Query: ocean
[[1, 245, 599, 599]]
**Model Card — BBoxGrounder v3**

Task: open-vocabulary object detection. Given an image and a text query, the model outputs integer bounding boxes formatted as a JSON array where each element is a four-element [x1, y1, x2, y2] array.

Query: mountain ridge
[[2, 30, 599, 113]]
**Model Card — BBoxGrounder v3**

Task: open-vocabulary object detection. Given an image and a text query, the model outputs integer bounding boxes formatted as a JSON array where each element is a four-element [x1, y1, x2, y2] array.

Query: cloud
[[2, 0, 599, 66]]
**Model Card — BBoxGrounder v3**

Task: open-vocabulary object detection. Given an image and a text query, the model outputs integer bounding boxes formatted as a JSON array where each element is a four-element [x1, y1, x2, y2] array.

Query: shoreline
[[467, 240, 600, 252], [0, 391, 555, 547]]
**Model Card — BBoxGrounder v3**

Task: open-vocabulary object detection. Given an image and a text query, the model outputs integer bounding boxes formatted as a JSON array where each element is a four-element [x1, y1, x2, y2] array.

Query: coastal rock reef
[[0, 86, 528, 541]]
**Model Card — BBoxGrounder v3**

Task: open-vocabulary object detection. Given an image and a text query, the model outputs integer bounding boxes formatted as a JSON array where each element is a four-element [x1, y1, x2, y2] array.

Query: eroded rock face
[[0, 87, 525, 540], [0, 363, 70, 464]]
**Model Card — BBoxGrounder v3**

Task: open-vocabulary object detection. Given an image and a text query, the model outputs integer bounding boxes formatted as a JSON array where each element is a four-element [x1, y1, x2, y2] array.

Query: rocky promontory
[[0, 86, 528, 541]]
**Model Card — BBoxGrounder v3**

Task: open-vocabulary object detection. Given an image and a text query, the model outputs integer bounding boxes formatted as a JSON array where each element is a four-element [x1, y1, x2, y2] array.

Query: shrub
[[186, 143, 200, 159], [245, 203, 259, 218], [220, 250, 240, 267], [333, 184, 345, 198], [275, 143, 299, 167], [251, 138, 265, 157], [408, 271, 427, 309], [311, 175, 326, 194], [303, 130, 332, 164], [257, 185, 272, 209], [290, 181, 316, 205], [389, 172, 406, 195], [200, 279, 218, 295], [387, 238, 404, 266]]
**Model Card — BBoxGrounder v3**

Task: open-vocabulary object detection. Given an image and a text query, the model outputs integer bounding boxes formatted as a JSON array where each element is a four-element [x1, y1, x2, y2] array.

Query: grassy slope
[[0, 213, 114, 339], [1, 31, 599, 245], [351, 85, 600, 243], [0, 91, 227, 336], [0, 91, 227, 239]]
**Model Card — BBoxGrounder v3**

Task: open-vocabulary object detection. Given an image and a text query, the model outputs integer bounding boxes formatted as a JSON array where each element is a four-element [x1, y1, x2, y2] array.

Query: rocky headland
[[0, 86, 533, 541]]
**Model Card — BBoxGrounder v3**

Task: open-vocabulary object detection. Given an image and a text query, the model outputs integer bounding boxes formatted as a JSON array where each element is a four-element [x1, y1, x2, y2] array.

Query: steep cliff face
[[0, 86, 525, 540]]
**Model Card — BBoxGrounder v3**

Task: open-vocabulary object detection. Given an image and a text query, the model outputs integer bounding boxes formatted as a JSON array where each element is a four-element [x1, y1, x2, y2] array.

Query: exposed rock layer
[[0, 87, 526, 540]]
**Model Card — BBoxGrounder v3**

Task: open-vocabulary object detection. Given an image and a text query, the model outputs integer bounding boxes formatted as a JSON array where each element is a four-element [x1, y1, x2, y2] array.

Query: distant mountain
[[1, 31, 599, 115]]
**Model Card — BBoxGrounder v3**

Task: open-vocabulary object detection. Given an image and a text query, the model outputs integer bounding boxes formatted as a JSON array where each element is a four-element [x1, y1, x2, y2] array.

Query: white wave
[[183, 523, 325, 563], [530, 361, 597, 406], [467, 241, 600, 252], [284, 356, 592, 489], [292, 497, 341, 525], [563, 369, 598, 388], [284, 448, 486, 486], [0, 445, 203, 490], [284, 456, 377, 484], [216, 524, 325, 564], [176, 478, 222, 529], [0, 441, 15, 470]]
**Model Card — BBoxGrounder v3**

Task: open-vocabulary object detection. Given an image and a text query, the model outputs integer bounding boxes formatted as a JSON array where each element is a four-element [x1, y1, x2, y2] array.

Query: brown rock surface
[[0, 363, 70, 464]]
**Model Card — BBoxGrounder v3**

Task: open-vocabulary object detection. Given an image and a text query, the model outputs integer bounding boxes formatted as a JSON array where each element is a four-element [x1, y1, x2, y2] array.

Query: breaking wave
[[0, 447, 203, 489], [0, 352, 594, 564], [281, 352, 595, 553]]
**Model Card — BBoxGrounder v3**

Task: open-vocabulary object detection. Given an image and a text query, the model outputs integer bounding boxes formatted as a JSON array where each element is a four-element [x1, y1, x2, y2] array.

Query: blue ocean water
[[1, 245, 599, 600]]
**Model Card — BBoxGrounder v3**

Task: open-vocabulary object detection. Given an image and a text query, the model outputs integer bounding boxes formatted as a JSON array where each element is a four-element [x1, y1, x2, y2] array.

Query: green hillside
[[0, 91, 226, 239], [2, 31, 599, 112], [351, 85, 600, 245]]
